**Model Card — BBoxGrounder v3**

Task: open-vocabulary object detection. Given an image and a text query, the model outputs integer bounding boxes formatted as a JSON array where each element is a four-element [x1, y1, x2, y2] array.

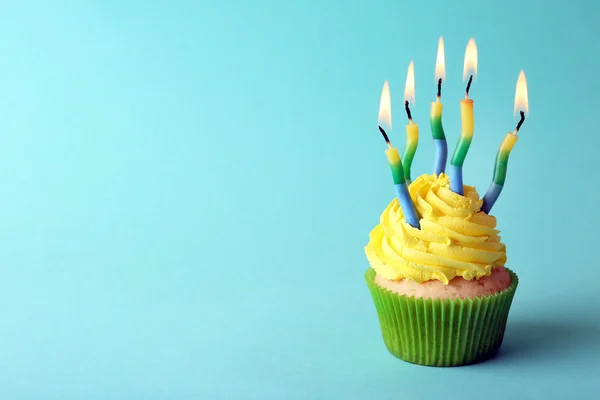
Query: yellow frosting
[[365, 173, 506, 285]]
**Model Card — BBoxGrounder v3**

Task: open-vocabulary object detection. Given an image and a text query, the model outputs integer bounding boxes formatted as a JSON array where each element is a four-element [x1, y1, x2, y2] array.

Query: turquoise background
[[1, 0, 599, 399]]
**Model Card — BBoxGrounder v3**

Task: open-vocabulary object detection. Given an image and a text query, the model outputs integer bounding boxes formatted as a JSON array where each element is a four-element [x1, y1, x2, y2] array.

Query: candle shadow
[[491, 318, 600, 365]]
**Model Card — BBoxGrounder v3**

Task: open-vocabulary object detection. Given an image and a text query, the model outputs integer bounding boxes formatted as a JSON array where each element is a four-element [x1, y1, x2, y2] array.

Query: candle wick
[[514, 111, 525, 134], [465, 75, 473, 98], [378, 125, 392, 147], [404, 100, 413, 121], [437, 78, 442, 99]]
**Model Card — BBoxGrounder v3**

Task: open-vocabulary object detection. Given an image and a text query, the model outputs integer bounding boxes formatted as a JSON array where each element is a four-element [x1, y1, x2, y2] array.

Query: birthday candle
[[431, 37, 447, 175], [378, 81, 420, 229], [401, 61, 418, 185], [481, 70, 529, 214], [449, 38, 478, 195]]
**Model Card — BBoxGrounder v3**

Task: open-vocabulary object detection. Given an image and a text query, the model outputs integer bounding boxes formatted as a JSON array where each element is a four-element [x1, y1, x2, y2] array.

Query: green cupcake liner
[[365, 267, 518, 367]]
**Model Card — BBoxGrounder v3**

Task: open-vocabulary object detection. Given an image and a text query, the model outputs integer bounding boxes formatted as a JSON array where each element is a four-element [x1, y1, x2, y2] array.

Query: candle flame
[[514, 70, 529, 116], [435, 37, 446, 82], [463, 38, 478, 81], [404, 61, 415, 105], [378, 80, 392, 132]]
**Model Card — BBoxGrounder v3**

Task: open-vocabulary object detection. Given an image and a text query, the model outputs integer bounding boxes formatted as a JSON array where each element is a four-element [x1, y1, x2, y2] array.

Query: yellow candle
[[406, 123, 418, 143], [460, 99, 474, 138], [431, 102, 443, 119]]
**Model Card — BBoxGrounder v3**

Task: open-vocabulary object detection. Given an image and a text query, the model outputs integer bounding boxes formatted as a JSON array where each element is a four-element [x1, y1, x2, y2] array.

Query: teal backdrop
[[1, 1, 599, 399]]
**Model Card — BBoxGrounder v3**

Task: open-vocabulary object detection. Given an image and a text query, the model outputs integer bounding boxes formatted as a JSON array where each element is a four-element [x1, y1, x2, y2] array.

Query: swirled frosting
[[365, 173, 506, 284]]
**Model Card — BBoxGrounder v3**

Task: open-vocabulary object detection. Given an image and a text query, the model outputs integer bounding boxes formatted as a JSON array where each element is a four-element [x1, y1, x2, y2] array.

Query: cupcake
[[364, 173, 518, 367]]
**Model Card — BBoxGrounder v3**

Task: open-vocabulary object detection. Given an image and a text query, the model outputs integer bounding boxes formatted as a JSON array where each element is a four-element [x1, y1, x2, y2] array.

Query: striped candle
[[481, 70, 528, 214], [449, 99, 474, 194], [385, 145, 421, 229], [431, 37, 447, 176], [402, 62, 418, 185], [431, 99, 447, 175], [450, 38, 477, 195], [481, 133, 517, 214], [401, 114, 419, 185], [377, 80, 420, 229]]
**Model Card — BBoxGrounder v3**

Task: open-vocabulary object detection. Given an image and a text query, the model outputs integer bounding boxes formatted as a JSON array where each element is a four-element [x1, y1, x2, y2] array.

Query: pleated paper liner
[[365, 267, 518, 367]]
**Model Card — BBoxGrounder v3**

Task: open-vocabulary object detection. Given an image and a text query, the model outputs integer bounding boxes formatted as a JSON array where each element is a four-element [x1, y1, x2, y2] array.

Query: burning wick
[[404, 100, 413, 122], [379, 126, 392, 148], [465, 75, 473, 99], [514, 111, 525, 134]]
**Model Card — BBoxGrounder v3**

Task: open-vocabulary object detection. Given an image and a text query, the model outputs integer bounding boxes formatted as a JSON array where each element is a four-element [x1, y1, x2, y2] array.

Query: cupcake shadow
[[492, 318, 600, 365]]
